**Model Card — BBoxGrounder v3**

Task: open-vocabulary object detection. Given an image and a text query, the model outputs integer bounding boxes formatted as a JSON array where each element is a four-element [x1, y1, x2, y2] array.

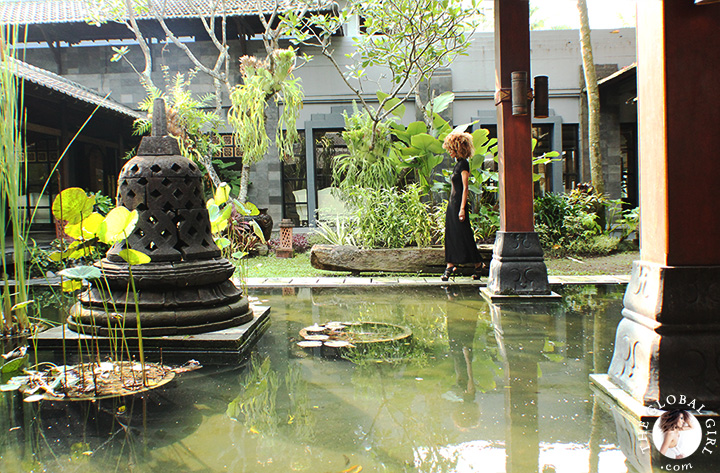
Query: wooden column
[[495, 0, 533, 231], [486, 0, 550, 296], [607, 0, 720, 408]]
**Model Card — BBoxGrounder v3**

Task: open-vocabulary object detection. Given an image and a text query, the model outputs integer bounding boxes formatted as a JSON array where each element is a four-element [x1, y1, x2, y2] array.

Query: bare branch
[[123, 0, 155, 90]]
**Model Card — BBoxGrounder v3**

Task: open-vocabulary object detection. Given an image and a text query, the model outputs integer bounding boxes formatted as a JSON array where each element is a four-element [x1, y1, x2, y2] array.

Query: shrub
[[346, 185, 442, 248], [534, 191, 610, 257], [567, 234, 621, 256], [470, 202, 500, 244], [314, 216, 357, 246]]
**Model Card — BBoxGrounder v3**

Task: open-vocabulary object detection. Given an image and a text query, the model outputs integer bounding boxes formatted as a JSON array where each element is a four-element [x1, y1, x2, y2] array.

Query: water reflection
[[0, 285, 642, 472]]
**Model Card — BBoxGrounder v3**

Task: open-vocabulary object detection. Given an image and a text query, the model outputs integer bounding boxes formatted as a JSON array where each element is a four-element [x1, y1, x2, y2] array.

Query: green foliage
[[333, 105, 399, 191], [346, 185, 442, 248], [534, 189, 623, 257], [51, 188, 96, 225], [432, 125, 499, 207], [470, 202, 500, 244], [1, 26, 29, 332], [91, 191, 114, 215], [50, 188, 147, 289], [606, 200, 639, 242], [97, 206, 138, 244], [388, 93, 457, 197], [315, 216, 356, 246], [135, 69, 222, 163], [283, 0, 479, 145], [228, 48, 304, 165], [205, 183, 266, 283]]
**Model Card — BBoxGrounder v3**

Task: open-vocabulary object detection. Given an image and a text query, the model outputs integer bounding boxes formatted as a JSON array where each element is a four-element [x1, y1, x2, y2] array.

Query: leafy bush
[[346, 185, 442, 248], [534, 188, 631, 257], [315, 216, 357, 246], [535, 193, 594, 256], [470, 202, 500, 244]]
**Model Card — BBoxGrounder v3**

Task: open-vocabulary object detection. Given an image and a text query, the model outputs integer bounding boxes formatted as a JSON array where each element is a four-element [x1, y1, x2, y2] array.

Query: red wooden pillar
[[607, 0, 720, 408], [486, 0, 550, 296]]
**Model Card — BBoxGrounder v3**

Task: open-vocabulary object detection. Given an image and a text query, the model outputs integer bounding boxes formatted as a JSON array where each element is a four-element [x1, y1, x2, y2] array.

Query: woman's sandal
[[441, 266, 458, 282], [471, 265, 485, 280]]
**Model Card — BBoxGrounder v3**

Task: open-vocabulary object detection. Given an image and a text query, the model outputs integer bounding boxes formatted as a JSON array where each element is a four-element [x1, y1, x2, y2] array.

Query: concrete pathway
[[241, 274, 630, 288]]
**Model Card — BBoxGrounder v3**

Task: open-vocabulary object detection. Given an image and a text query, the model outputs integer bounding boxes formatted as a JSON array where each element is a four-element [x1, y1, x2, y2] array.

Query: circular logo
[[652, 410, 703, 460]]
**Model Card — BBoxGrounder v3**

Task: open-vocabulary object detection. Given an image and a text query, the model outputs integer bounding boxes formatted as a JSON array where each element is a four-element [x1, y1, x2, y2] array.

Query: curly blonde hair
[[443, 132, 474, 159]]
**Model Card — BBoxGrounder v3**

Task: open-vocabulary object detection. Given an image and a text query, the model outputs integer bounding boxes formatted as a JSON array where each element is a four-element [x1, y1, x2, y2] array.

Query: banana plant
[[431, 126, 499, 198], [386, 92, 456, 198]]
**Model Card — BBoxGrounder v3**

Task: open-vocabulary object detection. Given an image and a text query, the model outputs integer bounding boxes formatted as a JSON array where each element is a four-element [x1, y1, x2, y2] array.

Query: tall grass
[[0, 25, 30, 334]]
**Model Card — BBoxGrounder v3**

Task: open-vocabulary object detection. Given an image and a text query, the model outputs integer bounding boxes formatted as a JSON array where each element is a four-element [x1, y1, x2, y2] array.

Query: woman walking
[[441, 132, 482, 281]]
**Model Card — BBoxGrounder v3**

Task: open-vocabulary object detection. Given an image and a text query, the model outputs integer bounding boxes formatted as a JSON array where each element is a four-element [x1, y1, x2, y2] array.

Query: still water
[[1, 285, 632, 472]]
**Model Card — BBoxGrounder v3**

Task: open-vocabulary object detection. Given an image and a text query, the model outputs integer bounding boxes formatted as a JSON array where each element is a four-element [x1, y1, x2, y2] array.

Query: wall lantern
[[276, 218, 295, 258], [534, 75, 549, 119], [511, 71, 529, 116]]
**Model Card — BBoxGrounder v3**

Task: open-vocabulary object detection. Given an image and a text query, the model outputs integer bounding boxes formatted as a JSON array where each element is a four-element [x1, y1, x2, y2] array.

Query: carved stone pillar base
[[487, 232, 550, 296], [608, 260, 720, 408]]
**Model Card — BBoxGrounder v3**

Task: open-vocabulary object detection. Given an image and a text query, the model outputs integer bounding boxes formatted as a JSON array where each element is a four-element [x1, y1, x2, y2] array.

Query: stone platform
[[480, 287, 562, 302], [34, 306, 270, 361]]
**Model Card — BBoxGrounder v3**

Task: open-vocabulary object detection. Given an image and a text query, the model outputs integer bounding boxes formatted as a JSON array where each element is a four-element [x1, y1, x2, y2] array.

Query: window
[[561, 124, 580, 191], [22, 137, 61, 228]]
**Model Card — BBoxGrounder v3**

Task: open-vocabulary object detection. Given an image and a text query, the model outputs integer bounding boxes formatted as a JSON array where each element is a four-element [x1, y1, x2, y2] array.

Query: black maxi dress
[[445, 158, 480, 265]]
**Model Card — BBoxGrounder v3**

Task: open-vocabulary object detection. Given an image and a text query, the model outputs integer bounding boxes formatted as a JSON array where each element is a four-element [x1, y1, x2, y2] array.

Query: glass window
[[312, 129, 348, 223], [22, 137, 60, 229], [561, 124, 580, 191]]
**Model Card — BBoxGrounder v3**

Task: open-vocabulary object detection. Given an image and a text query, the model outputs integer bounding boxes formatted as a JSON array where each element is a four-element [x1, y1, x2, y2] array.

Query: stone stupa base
[[34, 305, 270, 361]]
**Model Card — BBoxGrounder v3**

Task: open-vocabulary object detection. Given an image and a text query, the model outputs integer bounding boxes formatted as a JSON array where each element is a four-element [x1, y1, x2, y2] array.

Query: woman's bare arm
[[659, 431, 677, 455], [460, 170, 470, 221]]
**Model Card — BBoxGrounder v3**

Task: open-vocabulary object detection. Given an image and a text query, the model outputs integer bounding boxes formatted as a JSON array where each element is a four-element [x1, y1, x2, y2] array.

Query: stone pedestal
[[487, 232, 551, 296], [608, 261, 720, 407]]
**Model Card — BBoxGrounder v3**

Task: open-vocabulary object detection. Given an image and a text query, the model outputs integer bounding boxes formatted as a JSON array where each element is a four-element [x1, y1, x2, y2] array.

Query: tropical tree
[[283, 0, 481, 158], [577, 0, 605, 194], [85, 0, 308, 200]]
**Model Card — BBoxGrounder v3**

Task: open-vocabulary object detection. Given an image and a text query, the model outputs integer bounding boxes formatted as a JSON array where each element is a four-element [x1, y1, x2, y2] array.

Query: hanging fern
[[228, 47, 304, 166], [333, 105, 399, 191]]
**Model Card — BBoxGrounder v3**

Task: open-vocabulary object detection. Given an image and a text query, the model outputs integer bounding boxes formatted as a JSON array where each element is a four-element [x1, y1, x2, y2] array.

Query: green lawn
[[242, 250, 639, 278]]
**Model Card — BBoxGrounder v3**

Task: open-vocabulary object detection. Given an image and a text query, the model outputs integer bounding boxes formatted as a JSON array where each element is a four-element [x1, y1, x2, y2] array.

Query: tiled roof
[[0, 0, 314, 25], [598, 63, 637, 87], [4, 57, 142, 119]]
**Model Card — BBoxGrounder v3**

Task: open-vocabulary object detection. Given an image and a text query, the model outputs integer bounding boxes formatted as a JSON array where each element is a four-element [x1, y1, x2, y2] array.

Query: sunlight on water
[[0, 285, 640, 472]]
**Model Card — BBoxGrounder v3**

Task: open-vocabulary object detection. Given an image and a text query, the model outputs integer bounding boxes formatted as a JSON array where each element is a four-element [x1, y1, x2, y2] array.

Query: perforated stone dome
[[106, 154, 219, 262], [67, 98, 253, 336]]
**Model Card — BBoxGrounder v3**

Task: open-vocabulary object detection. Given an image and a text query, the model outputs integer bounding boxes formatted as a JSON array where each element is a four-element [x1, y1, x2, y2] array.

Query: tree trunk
[[310, 244, 493, 274], [198, 153, 222, 188], [238, 164, 251, 203], [577, 0, 605, 195]]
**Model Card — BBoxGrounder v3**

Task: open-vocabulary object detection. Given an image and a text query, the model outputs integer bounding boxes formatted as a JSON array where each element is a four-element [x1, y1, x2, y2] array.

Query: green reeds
[[0, 25, 30, 334]]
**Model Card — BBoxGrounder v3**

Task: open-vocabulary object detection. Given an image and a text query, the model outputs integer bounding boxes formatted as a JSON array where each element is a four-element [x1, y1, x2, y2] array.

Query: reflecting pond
[[1, 285, 637, 472]]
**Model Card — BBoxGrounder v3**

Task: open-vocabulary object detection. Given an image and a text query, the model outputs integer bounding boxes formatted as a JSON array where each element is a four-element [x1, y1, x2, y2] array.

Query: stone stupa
[[68, 98, 253, 337]]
